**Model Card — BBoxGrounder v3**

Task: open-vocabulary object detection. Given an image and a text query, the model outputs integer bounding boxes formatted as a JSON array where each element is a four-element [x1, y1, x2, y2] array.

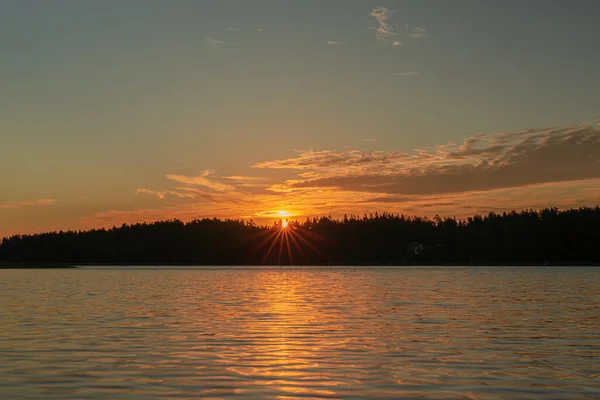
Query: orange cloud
[[135, 188, 193, 200], [0, 199, 55, 209], [222, 175, 268, 182], [165, 171, 234, 192], [253, 122, 600, 196], [82, 178, 600, 231], [77, 121, 600, 232]]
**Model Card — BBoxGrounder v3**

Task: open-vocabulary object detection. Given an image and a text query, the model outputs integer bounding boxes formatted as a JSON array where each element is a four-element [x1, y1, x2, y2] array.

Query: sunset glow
[[3, 3, 600, 399], [1, 1, 599, 238]]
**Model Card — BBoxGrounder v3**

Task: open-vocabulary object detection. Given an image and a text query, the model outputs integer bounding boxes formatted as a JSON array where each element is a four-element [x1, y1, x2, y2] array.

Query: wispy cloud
[[223, 176, 267, 182], [81, 122, 600, 231], [227, 27, 239, 31], [82, 186, 380, 229], [264, 60, 277, 66], [393, 71, 419, 76], [328, 41, 340, 45], [165, 170, 234, 192], [222, 175, 269, 188], [254, 122, 600, 196], [204, 37, 224, 47], [257, 28, 265, 32], [352, 178, 600, 217], [410, 27, 429, 39], [83, 176, 600, 231], [135, 188, 192, 200], [392, 41, 403, 47], [370, 7, 395, 40], [0, 199, 55, 209], [136, 188, 167, 200]]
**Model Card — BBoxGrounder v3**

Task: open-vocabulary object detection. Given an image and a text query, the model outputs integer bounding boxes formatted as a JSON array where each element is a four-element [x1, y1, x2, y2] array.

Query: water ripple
[[1, 267, 599, 399]]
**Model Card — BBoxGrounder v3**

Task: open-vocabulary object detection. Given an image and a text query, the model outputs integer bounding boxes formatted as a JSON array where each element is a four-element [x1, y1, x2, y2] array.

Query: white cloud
[[165, 171, 234, 192], [328, 41, 340, 45], [393, 71, 420, 76], [204, 37, 224, 47]]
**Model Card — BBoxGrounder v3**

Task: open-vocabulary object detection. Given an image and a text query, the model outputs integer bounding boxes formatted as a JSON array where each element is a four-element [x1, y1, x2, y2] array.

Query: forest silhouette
[[1, 207, 599, 266]]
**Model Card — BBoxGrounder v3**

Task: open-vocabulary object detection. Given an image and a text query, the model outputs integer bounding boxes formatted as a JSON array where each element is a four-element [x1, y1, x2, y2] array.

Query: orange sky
[[2, 2, 600, 237]]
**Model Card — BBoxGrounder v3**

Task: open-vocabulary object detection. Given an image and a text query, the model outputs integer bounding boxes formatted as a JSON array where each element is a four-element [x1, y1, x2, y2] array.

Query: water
[[1, 266, 599, 399]]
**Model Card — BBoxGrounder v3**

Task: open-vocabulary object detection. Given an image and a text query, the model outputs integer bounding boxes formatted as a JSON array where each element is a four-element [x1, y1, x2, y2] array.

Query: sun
[[253, 213, 325, 265]]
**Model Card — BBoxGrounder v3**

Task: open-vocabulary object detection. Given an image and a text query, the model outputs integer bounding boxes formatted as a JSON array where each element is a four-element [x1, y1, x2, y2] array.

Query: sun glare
[[253, 213, 325, 265]]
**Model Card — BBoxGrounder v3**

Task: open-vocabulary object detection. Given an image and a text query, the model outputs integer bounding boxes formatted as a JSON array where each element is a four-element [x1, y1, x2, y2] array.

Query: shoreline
[[0, 262, 78, 269], [2, 262, 598, 268]]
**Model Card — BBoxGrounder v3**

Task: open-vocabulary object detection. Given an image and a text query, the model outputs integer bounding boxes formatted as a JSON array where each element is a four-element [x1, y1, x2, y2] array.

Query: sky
[[1, 0, 600, 237]]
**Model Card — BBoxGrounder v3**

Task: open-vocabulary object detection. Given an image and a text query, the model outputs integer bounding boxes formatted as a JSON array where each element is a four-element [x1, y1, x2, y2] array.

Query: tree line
[[1, 207, 599, 266]]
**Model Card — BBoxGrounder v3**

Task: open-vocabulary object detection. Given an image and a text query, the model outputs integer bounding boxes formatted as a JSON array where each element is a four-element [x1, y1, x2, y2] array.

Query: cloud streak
[[135, 188, 194, 200], [85, 177, 600, 231], [254, 122, 600, 196], [223, 176, 267, 182], [0, 199, 55, 209], [165, 170, 234, 192], [393, 71, 419, 76], [82, 122, 600, 232], [204, 37, 224, 47]]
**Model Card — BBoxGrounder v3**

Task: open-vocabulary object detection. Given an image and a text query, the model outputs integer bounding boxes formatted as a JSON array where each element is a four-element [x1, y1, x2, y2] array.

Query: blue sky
[[1, 0, 600, 236]]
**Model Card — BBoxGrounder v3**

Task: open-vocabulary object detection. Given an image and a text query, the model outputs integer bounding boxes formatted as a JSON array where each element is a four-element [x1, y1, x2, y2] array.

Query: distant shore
[[2, 208, 599, 266], [2, 262, 598, 269]]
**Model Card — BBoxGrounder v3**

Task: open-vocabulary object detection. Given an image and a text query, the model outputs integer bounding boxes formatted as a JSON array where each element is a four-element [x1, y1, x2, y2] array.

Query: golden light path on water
[[1, 267, 599, 399]]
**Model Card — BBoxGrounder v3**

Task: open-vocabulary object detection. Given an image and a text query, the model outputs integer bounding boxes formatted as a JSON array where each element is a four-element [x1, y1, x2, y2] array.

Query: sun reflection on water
[[2, 268, 599, 398]]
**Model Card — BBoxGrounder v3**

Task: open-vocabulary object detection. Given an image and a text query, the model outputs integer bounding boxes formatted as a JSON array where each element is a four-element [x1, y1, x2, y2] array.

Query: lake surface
[[1, 267, 599, 399]]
